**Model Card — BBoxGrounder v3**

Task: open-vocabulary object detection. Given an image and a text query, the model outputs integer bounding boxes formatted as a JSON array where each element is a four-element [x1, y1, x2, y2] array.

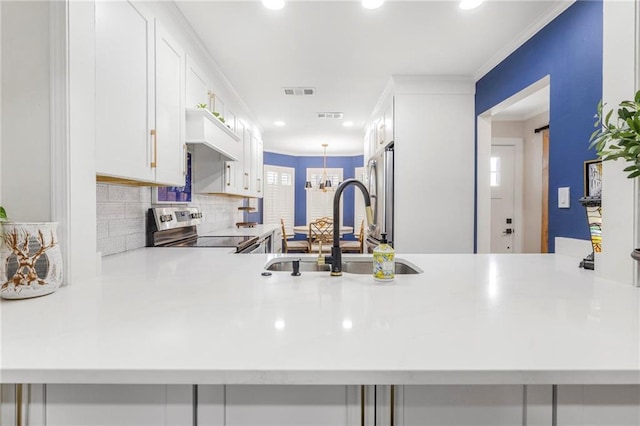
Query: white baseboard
[[555, 237, 592, 258]]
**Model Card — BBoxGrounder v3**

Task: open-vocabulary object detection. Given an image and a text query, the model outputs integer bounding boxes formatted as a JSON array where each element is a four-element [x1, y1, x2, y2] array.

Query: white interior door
[[490, 144, 517, 253]]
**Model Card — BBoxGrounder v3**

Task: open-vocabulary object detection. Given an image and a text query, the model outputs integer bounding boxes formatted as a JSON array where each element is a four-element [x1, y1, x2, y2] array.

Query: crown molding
[[164, 1, 263, 133], [473, 0, 576, 82]]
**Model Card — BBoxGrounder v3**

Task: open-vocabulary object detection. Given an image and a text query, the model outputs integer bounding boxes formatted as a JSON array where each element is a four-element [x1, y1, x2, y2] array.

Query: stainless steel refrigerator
[[365, 142, 394, 252]]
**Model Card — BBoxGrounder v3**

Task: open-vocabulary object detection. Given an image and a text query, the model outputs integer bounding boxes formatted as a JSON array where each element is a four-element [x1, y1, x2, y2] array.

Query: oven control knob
[[190, 212, 201, 219]]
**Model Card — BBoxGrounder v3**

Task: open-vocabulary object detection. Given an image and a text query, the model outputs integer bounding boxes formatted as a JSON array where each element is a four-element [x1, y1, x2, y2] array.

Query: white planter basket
[[0, 222, 63, 300]]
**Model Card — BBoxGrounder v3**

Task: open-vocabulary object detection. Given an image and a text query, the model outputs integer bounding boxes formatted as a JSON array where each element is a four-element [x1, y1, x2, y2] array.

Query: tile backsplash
[[97, 183, 244, 256]]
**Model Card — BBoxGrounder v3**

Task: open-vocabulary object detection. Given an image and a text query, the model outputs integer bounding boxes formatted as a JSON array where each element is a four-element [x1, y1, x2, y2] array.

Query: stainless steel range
[[146, 207, 260, 253]]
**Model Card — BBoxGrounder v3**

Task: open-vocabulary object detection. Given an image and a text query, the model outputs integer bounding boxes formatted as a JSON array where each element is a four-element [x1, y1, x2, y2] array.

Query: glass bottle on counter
[[373, 233, 395, 282]]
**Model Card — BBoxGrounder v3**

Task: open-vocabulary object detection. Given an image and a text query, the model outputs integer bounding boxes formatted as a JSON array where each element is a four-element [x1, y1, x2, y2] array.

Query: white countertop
[[1, 250, 639, 385]]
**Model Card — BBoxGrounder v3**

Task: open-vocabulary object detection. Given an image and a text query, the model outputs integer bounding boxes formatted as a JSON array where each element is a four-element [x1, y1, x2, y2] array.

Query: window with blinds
[[306, 168, 343, 223], [263, 165, 295, 231]]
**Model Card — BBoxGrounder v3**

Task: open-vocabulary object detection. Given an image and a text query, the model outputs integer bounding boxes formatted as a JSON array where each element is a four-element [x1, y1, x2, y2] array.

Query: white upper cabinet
[[363, 95, 393, 162], [383, 96, 394, 145], [154, 22, 186, 186], [240, 127, 253, 195], [95, 1, 185, 186], [95, 0, 154, 183], [254, 138, 263, 195], [185, 56, 243, 162], [185, 55, 209, 109]]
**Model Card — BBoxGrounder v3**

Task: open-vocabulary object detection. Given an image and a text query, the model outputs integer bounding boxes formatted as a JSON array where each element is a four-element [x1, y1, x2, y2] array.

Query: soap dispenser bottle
[[373, 233, 395, 282]]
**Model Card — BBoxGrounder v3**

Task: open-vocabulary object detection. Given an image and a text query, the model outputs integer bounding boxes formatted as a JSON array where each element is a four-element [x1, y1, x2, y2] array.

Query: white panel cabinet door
[[557, 385, 640, 426], [45, 384, 192, 426], [394, 93, 475, 254], [254, 138, 264, 196], [238, 128, 253, 196], [222, 385, 360, 426], [192, 144, 240, 194], [383, 96, 394, 145], [398, 385, 524, 426], [95, 0, 154, 183], [186, 56, 210, 109], [154, 21, 186, 187]]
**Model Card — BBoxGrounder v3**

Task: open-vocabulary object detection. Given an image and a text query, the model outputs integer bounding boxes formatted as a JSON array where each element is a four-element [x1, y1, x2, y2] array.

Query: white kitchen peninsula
[[1, 250, 639, 425]]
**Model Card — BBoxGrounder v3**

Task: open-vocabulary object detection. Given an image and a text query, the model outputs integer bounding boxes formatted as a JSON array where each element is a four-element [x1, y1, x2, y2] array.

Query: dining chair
[[281, 219, 308, 253], [308, 218, 333, 253], [340, 220, 364, 253]]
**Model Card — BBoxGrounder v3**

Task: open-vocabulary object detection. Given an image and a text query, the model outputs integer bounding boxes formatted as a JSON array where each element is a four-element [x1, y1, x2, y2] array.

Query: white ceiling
[[492, 85, 550, 122], [175, 0, 572, 156]]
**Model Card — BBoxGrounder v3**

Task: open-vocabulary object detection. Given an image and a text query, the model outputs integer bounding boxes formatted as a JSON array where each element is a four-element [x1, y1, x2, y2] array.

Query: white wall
[[492, 121, 523, 139], [0, 1, 51, 221], [599, 0, 639, 285], [0, 2, 3, 206]]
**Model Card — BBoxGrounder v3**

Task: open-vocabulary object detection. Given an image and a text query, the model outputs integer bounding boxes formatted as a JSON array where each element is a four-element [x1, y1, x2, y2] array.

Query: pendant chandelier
[[305, 143, 334, 192]]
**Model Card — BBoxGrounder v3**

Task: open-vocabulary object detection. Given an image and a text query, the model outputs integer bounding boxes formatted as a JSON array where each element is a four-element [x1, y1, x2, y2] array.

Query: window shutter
[[263, 165, 295, 233]]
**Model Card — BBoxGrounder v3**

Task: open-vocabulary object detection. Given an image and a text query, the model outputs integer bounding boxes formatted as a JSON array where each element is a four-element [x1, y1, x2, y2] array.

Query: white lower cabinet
[[198, 385, 363, 426], [395, 385, 525, 426], [45, 384, 193, 426], [557, 385, 640, 426], [4, 383, 639, 426]]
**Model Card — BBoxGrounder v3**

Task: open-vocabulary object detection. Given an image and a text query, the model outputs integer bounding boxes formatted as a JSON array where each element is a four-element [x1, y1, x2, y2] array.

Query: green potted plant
[[589, 90, 640, 178], [0, 206, 7, 223], [589, 89, 640, 261]]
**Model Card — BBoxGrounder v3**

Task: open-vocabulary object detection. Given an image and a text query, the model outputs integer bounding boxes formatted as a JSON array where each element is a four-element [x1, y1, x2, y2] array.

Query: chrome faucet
[[322, 179, 374, 276]]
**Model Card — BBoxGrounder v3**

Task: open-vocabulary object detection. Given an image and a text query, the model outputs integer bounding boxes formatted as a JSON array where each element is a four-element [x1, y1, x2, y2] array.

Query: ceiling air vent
[[316, 112, 344, 119], [283, 87, 315, 96]]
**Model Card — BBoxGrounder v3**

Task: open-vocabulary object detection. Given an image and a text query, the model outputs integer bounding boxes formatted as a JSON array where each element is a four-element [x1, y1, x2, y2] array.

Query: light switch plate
[[558, 187, 570, 208]]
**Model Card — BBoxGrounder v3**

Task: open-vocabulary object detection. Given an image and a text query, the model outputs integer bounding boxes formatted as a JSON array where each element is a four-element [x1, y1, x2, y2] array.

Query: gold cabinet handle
[[360, 385, 365, 426], [390, 385, 395, 426], [150, 129, 157, 168], [257, 178, 261, 193], [16, 384, 23, 426], [183, 144, 188, 176], [226, 164, 231, 186], [244, 172, 249, 190]]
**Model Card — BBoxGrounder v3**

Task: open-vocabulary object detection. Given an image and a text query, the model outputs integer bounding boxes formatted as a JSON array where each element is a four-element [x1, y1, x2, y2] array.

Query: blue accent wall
[[259, 152, 364, 241], [475, 0, 603, 253]]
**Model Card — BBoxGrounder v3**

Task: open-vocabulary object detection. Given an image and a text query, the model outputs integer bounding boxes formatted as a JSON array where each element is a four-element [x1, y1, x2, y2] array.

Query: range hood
[[185, 108, 242, 161]]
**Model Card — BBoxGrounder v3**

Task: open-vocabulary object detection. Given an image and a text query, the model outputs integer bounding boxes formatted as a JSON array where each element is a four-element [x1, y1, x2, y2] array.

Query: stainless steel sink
[[264, 257, 423, 274], [265, 258, 332, 272]]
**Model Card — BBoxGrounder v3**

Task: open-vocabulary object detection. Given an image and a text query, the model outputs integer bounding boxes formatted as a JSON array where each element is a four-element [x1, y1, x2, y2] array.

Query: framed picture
[[153, 152, 192, 204], [584, 159, 602, 197]]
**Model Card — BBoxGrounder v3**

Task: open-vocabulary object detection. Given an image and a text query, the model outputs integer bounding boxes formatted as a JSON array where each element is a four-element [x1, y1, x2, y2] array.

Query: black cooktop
[[170, 235, 257, 249]]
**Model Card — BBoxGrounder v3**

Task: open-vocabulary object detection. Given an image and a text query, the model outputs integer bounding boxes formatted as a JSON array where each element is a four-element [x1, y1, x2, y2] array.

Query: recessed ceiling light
[[274, 121, 286, 126], [343, 121, 354, 127], [262, 0, 285, 10], [459, 0, 484, 10], [362, 0, 383, 10]]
